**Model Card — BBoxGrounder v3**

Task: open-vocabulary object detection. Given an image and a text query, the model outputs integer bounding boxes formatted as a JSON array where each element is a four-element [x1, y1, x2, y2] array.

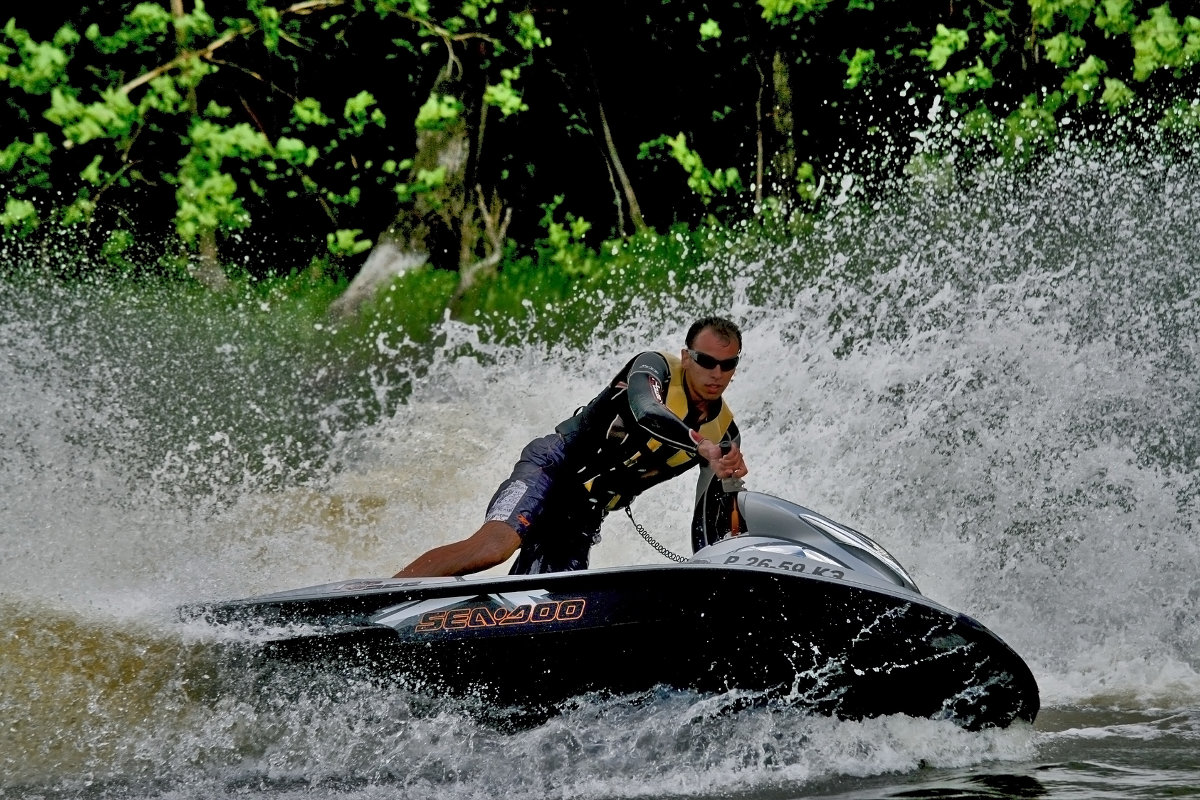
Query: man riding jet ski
[[394, 315, 748, 577], [184, 315, 1040, 730]]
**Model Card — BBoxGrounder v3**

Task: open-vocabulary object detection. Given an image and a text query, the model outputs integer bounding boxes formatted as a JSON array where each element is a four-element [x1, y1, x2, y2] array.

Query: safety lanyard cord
[[624, 506, 688, 563]]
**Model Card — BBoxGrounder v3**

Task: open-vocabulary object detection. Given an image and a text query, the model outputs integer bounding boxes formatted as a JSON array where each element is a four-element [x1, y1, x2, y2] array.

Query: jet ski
[[182, 489, 1039, 730]]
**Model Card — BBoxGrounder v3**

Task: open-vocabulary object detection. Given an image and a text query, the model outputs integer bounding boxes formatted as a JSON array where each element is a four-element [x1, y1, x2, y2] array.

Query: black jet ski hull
[[186, 562, 1038, 730]]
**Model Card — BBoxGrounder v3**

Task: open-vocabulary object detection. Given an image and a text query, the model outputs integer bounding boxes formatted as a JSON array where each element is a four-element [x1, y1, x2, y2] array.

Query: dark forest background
[[4, 0, 1199, 317]]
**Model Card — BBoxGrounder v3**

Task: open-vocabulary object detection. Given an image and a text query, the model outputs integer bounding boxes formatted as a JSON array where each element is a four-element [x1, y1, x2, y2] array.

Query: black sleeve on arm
[[624, 352, 700, 451]]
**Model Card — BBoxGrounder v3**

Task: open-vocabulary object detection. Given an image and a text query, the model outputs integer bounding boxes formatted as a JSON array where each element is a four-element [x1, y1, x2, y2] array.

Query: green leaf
[[88, 2, 172, 54], [1043, 32, 1086, 66], [44, 86, 138, 146], [1094, 0, 1136, 34], [0, 196, 39, 236], [276, 136, 318, 167], [1062, 54, 1108, 103], [80, 154, 105, 185], [415, 92, 464, 129], [327, 228, 373, 256], [483, 67, 528, 117], [343, 90, 386, 136], [1100, 76, 1135, 110], [0, 132, 54, 175], [1159, 97, 1200, 129], [1030, 0, 1093, 31], [757, 0, 835, 24], [509, 10, 547, 50], [293, 97, 333, 128], [1, 20, 74, 94], [914, 24, 969, 71], [938, 57, 994, 95], [843, 47, 875, 89], [1130, 5, 1200, 81], [60, 195, 96, 226], [637, 132, 743, 203]]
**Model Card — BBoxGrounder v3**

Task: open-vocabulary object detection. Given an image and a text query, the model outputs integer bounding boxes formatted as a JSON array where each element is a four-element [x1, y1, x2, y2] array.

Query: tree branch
[[118, 25, 249, 96], [118, 0, 350, 97]]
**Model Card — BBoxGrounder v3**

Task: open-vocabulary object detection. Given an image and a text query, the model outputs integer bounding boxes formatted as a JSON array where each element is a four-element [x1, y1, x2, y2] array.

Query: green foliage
[[1, 196, 38, 236], [0, 133, 53, 188], [1002, 94, 1060, 159], [1, 19, 76, 94], [483, 67, 529, 116], [842, 47, 875, 89], [351, 264, 458, 346], [343, 91, 386, 136], [912, 24, 969, 72], [292, 97, 332, 129], [1159, 96, 1200, 130], [174, 120, 273, 243], [1130, 5, 1200, 81], [1094, 0, 1137, 34], [536, 195, 598, 275], [275, 136, 318, 168], [1030, 0, 1094, 31], [326, 228, 373, 257], [508, 9, 549, 50], [394, 166, 446, 204], [414, 92, 462, 130], [46, 86, 139, 145], [86, 3, 173, 54], [1101, 76, 1137, 110], [444, 219, 782, 349], [1062, 54, 1108, 103], [794, 161, 822, 203], [939, 57, 995, 95], [0, 0, 548, 282], [638, 133, 743, 204], [758, 0, 836, 24], [880, 0, 1200, 165], [99, 228, 140, 273], [4, 0, 1200, 315]]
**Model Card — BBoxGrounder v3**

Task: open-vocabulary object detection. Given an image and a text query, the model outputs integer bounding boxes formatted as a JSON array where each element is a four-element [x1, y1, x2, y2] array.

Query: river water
[[2, 144, 1198, 798]]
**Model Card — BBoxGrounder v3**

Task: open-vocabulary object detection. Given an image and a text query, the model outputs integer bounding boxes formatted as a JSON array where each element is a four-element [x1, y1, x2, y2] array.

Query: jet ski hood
[[695, 492, 920, 593]]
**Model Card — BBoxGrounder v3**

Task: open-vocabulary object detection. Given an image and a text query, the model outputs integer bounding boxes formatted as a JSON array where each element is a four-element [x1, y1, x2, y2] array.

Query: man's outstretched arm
[[393, 521, 521, 578]]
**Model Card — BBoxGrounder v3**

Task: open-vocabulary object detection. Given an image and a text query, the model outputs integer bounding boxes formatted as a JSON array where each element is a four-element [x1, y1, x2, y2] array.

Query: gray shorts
[[485, 433, 603, 574], [484, 433, 567, 536]]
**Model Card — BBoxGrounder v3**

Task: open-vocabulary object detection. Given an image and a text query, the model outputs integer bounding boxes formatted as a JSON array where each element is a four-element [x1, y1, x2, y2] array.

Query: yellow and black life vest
[[559, 351, 735, 511]]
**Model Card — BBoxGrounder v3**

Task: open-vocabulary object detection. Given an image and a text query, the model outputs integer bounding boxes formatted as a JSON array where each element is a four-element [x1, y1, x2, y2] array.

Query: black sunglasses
[[687, 349, 740, 372]]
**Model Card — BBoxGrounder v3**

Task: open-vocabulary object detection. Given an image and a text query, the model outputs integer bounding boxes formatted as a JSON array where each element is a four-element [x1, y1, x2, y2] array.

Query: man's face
[[681, 327, 740, 404]]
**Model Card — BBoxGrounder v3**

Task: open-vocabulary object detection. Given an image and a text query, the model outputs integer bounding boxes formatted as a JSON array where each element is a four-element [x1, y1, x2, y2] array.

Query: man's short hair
[[686, 316, 742, 350]]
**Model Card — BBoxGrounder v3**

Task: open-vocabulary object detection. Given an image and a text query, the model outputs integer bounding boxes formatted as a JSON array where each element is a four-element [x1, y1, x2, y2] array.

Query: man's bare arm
[[393, 521, 521, 578]]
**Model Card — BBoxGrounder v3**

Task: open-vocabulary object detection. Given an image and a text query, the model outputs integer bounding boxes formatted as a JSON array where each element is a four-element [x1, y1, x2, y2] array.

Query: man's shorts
[[484, 433, 604, 574], [484, 433, 565, 536]]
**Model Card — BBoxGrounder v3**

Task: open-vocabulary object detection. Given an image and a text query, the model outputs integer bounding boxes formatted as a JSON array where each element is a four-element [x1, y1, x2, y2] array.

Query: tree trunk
[[173, 0, 229, 292], [594, 92, 647, 234], [447, 184, 511, 318], [770, 49, 796, 203], [192, 230, 230, 292], [333, 65, 488, 318]]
